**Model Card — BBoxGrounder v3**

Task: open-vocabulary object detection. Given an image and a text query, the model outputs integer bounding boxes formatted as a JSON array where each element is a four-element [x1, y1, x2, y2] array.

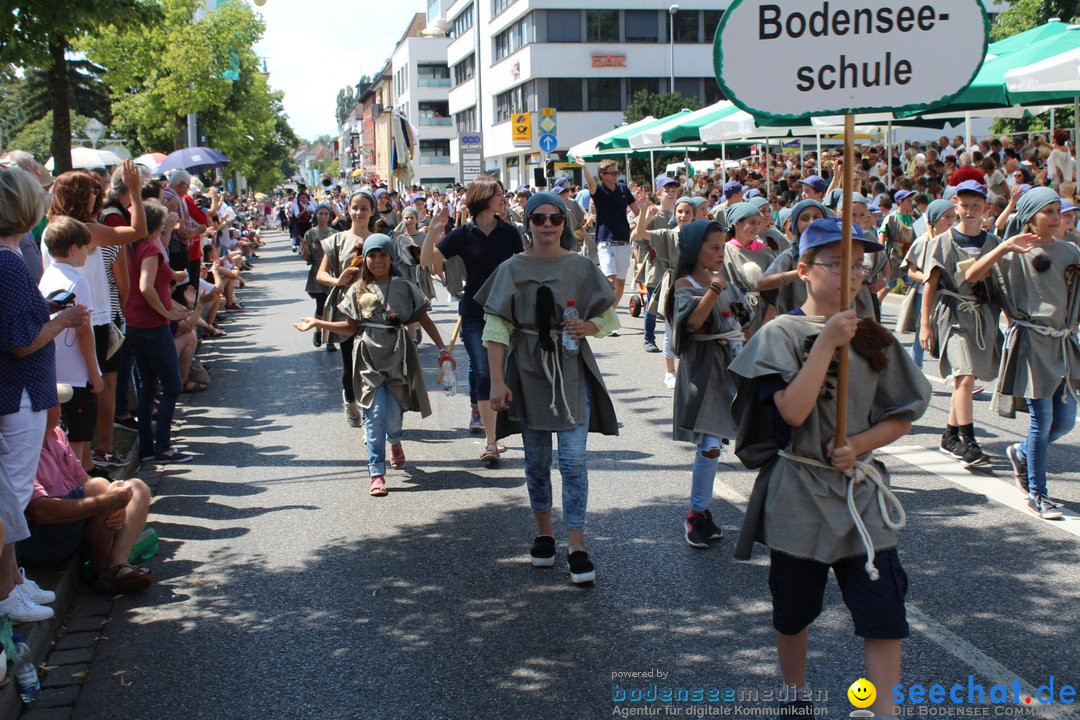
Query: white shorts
[[598, 242, 631, 279]]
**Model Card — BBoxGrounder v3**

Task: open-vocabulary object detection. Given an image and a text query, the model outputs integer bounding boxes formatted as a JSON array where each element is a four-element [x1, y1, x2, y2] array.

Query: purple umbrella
[[157, 146, 231, 175]]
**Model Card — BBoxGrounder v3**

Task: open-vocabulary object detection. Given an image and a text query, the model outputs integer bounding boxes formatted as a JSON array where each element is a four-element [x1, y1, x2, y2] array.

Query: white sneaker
[[343, 390, 361, 428], [18, 568, 55, 604], [664, 372, 677, 389], [0, 587, 54, 622]]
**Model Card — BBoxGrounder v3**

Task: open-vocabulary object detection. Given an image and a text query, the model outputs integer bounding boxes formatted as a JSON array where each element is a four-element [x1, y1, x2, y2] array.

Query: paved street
[[72, 232, 1079, 720]]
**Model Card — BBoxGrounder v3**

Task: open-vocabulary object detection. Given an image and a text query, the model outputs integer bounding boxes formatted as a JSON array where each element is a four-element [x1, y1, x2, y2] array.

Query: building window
[[417, 64, 450, 88], [704, 10, 724, 43], [674, 78, 699, 101], [674, 10, 699, 42], [547, 10, 581, 42], [585, 10, 618, 42], [703, 78, 725, 105], [494, 14, 533, 61], [454, 106, 478, 134], [587, 78, 620, 111], [626, 77, 659, 102], [495, 82, 534, 123], [624, 10, 658, 42], [548, 78, 583, 112], [420, 139, 452, 165], [452, 54, 475, 86], [450, 5, 474, 38], [419, 101, 452, 126], [492, 0, 515, 19]]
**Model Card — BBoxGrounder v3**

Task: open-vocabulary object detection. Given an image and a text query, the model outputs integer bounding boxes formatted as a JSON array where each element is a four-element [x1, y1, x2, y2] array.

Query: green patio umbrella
[[597, 110, 692, 150], [659, 102, 743, 144]]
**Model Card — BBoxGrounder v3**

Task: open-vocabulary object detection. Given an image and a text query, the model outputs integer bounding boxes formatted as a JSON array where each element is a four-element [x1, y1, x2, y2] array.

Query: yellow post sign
[[512, 113, 532, 147]]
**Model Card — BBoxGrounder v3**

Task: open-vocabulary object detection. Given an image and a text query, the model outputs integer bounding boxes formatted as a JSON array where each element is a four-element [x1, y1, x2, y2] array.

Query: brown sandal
[[480, 444, 500, 468], [93, 563, 152, 594]]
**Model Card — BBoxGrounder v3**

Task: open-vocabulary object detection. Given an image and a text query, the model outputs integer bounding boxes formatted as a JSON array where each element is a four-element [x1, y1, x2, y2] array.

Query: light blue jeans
[[521, 385, 591, 530], [690, 435, 722, 512], [910, 285, 924, 368], [1019, 383, 1077, 497], [363, 383, 403, 477]]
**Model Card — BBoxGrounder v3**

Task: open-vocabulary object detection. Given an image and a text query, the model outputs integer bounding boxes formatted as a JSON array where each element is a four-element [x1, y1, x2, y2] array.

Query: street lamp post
[[668, 5, 679, 94]]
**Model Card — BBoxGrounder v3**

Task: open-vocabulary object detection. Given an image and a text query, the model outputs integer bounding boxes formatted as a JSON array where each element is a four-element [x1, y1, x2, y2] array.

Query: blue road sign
[[538, 133, 558, 153]]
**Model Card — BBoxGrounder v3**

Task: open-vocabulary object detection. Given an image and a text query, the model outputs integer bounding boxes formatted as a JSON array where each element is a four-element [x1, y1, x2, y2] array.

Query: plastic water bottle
[[562, 300, 580, 358], [440, 359, 456, 396], [721, 310, 744, 357], [12, 633, 40, 704]]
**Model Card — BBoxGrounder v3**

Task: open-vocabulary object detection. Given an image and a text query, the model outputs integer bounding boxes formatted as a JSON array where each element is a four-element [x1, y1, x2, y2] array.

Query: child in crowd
[[294, 235, 452, 496], [897, 199, 956, 369], [302, 204, 333, 349], [966, 187, 1080, 520], [730, 218, 931, 718], [38, 217, 101, 471], [722, 202, 777, 335], [757, 200, 826, 315], [477, 192, 619, 584], [670, 220, 746, 548]]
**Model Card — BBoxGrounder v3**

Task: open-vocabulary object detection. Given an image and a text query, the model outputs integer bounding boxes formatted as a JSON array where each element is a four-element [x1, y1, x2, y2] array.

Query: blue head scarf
[[1003, 186, 1060, 240], [788, 199, 828, 236], [924, 199, 954, 231], [524, 191, 574, 249], [725, 202, 759, 228], [678, 219, 726, 274], [361, 233, 396, 262]]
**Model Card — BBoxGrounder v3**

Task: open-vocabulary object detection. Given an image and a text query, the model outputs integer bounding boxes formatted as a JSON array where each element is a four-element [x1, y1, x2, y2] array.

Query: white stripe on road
[[881, 445, 1080, 539]]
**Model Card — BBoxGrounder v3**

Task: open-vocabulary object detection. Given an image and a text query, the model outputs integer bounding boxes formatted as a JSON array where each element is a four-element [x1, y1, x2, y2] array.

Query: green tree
[[992, 0, 1080, 40], [624, 90, 701, 124], [335, 86, 356, 127], [8, 111, 95, 163], [0, 1, 156, 172]]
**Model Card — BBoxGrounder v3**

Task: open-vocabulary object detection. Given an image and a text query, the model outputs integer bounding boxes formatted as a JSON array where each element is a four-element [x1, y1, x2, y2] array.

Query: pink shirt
[[727, 238, 768, 252], [31, 427, 85, 500]]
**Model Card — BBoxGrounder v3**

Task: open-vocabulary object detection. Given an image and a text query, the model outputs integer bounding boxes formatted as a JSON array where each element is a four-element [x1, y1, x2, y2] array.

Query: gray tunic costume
[[762, 247, 879, 320], [986, 237, 1080, 416], [637, 225, 681, 317], [393, 230, 437, 299], [321, 230, 366, 341], [475, 252, 618, 437], [443, 255, 466, 298], [923, 229, 1003, 381], [760, 228, 791, 253], [729, 314, 931, 563], [672, 282, 743, 443], [894, 233, 932, 333], [722, 241, 775, 334], [338, 277, 433, 415], [638, 209, 674, 288], [303, 226, 332, 296]]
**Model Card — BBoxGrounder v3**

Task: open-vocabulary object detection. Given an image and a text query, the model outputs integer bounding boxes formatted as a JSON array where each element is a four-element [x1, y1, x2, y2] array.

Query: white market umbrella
[[567, 116, 658, 160], [44, 147, 123, 171], [628, 101, 735, 149]]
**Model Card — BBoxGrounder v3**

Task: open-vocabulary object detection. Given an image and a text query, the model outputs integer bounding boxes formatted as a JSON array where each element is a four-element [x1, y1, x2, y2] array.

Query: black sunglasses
[[528, 213, 565, 227]]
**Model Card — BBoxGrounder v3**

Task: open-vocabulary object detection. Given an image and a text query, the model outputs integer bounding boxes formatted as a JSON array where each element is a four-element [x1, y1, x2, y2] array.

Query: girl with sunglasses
[[476, 192, 619, 584]]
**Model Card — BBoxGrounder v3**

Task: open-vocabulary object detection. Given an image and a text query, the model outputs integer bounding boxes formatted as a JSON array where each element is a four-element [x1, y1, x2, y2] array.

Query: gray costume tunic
[[338, 277, 433, 415], [442, 255, 466, 298], [760, 228, 791, 253], [762, 247, 806, 316], [321, 230, 366, 341], [637, 225, 681, 318], [722, 240, 775, 334], [894, 233, 932, 333], [393, 230, 437, 300], [672, 282, 743, 443], [638, 209, 674, 288], [729, 314, 931, 563], [923, 229, 1003, 381], [986, 237, 1080, 416], [303, 226, 332, 296], [475, 252, 618, 437]]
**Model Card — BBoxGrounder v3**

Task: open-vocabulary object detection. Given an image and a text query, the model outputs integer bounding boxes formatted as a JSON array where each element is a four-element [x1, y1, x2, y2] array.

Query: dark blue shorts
[[16, 486, 88, 567], [769, 547, 909, 639]]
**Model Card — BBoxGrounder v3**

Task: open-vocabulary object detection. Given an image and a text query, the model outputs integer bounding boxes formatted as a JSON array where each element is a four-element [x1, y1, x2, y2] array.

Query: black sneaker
[[313, 332, 322, 348], [113, 416, 138, 431], [1027, 494, 1064, 520], [939, 433, 964, 459], [643, 339, 660, 353], [702, 508, 724, 541], [775, 699, 814, 720], [959, 439, 991, 468], [1006, 443, 1028, 495], [685, 511, 711, 549], [530, 536, 556, 568], [567, 550, 596, 584]]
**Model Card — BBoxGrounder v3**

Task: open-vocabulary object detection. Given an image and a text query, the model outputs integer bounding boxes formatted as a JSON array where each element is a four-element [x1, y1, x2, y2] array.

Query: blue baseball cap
[[954, 180, 987, 198], [800, 175, 828, 193], [723, 180, 744, 197], [553, 182, 570, 194], [515, 185, 532, 197], [894, 189, 915, 202], [1060, 197, 1078, 214], [1018, 183, 1032, 196], [654, 174, 678, 192], [798, 217, 884, 255], [745, 187, 764, 199]]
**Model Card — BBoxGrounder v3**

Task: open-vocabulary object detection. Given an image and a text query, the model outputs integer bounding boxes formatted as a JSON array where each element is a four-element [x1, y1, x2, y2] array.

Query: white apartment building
[[434, 0, 1010, 189], [392, 30, 459, 188]]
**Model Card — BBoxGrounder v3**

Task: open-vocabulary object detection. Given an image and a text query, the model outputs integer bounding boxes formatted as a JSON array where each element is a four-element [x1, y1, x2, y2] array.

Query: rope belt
[[361, 322, 409, 377], [937, 288, 986, 351], [688, 329, 745, 345], [776, 449, 907, 581], [517, 328, 575, 423], [1013, 319, 1078, 404]]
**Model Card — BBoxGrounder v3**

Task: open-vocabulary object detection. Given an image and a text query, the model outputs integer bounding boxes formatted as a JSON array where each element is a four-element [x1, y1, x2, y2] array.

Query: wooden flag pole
[[835, 113, 855, 448]]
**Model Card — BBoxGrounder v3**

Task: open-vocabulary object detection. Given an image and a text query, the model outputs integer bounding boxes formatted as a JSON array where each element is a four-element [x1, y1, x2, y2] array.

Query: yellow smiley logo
[[848, 678, 877, 709]]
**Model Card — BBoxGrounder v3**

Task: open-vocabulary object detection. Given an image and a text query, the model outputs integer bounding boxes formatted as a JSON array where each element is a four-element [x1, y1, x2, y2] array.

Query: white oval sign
[[714, 0, 989, 119]]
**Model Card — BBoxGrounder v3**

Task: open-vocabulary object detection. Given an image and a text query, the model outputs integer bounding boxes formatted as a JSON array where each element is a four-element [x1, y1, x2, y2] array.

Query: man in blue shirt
[[578, 159, 640, 319]]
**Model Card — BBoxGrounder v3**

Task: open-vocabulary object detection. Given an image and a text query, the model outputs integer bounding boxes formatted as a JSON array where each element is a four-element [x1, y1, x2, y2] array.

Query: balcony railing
[[417, 78, 452, 88], [419, 117, 454, 126], [420, 155, 452, 165]]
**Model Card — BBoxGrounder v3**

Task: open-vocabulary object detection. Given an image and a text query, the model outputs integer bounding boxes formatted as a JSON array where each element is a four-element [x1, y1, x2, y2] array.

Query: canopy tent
[[598, 111, 692, 151], [567, 116, 658, 160], [628, 101, 737, 146]]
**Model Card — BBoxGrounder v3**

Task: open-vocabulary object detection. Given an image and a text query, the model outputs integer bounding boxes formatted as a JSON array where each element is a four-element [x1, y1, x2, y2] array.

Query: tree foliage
[[991, 0, 1080, 40], [9, 111, 95, 163], [335, 86, 356, 128], [624, 90, 701, 125], [82, 0, 297, 189]]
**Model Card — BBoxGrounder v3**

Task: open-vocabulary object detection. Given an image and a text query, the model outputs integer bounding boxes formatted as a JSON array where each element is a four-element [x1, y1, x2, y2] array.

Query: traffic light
[[545, 160, 555, 180]]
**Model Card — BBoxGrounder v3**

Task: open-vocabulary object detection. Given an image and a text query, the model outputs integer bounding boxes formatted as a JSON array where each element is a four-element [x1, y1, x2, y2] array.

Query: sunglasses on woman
[[528, 213, 565, 227]]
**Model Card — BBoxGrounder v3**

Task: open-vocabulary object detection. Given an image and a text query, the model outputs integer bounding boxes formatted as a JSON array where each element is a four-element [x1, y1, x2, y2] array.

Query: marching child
[[897, 199, 957, 369], [722, 202, 777, 334], [757, 200, 827, 315], [301, 204, 333, 349], [920, 181, 1002, 468], [965, 187, 1080, 520], [729, 218, 931, 718], [294, 235, 452, 497], [671, 220, 747, 548], [477, 192, 619, 584]]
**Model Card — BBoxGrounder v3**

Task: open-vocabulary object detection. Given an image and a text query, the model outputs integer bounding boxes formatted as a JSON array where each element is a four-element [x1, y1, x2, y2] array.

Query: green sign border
[[712, 0, 991, 120]]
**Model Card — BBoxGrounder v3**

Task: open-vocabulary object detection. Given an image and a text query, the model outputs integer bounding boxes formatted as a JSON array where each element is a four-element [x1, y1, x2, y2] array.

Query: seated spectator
[[19, 405, 152, 594], [205, 244, 244, 311]]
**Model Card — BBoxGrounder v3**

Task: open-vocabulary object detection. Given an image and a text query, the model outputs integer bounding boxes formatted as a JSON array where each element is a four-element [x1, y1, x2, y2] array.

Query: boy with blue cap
[[878, 189, 916, 301], [729, 217, 931, 719]]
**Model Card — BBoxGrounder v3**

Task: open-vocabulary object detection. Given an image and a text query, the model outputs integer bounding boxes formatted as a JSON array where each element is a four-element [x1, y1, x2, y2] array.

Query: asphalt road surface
[[74, 232, 1079, 720]]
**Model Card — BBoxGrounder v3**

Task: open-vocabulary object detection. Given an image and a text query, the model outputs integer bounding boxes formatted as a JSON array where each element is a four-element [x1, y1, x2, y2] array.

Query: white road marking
[[881, 445, 1080, 539]]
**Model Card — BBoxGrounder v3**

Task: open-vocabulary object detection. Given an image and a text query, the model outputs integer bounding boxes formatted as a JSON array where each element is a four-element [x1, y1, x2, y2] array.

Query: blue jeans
[[690, 435, 722, 512], [1019, 384, 1077, 497], [460, 316, 491, 403], [114, 340, 136, 418], [363, 383, 403, 477], [126, 324, 182, 456], [910, 286, 924, 368], [643, 286, 657, 344], [521, 386, 591, 531]]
